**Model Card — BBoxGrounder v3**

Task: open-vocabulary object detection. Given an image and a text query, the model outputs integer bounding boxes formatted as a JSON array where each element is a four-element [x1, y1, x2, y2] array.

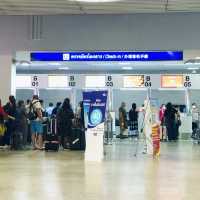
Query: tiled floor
[[0, 140, 200, 200]]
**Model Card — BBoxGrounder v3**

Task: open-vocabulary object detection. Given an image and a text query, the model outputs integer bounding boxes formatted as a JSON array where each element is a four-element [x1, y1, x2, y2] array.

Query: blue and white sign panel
[[31, 51, 183, 62], [87, 91, 108, 129], [83, 90, 108, 130]]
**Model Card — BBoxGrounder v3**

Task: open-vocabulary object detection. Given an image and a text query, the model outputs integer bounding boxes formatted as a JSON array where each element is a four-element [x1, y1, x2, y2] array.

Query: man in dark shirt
[[52, 102, 62, 117]]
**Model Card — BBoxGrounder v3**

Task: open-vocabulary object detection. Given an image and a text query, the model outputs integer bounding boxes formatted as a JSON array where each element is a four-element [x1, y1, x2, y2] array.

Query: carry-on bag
[[70, 128, 86, 151], [44, 118, 59, 151]]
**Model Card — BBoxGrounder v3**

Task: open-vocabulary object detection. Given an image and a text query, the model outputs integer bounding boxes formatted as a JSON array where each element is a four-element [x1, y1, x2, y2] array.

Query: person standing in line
[[174, 105, 181, 141], [17, 100, 28, 148], [3, 96, 17, 146], [0, 99, 8, 145], [45, 102, 54, 117], [118, 102, 128, 139], [77, 101, 85, 129], [128, 103, 138, 136], [39, 99, 47, 117], [25, 99, 31, 114], [51, 102, 62, 117], [57, 98, 74, 149], [30, 95, 44, 150], [164, 102, 177, 141], [191, 103, 199, 138], [25, 99, 32, 145], [0, 99, 7, 123]]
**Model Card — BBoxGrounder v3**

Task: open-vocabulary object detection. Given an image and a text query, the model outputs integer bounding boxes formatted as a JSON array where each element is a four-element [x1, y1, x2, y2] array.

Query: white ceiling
[[1, 0, 200, 15]]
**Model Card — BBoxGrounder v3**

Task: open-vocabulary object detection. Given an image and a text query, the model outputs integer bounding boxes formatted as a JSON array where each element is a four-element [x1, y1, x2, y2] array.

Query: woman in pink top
[[0, 99, 7, 122]]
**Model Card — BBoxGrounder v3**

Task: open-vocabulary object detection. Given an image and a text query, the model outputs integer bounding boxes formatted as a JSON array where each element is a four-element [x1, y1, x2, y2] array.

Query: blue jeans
[[31, 121, 43, 135]]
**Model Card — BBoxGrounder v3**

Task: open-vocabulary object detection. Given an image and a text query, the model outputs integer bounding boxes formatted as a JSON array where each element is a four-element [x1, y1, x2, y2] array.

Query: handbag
[[0, 123, 6, 136], [177, 119, 182, 126]]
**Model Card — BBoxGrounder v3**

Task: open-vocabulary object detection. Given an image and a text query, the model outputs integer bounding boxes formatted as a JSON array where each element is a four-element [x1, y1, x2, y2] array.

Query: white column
[[71, 88, 76, 112], [185, 88, 191, 114], [0, 55, 16, 105]]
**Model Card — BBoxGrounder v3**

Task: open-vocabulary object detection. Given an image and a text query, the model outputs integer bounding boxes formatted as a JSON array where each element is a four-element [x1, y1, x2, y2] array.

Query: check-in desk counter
[[179, 113, 192, 134]]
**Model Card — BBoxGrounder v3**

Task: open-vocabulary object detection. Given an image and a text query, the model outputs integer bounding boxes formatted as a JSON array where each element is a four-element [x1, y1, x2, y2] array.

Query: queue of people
[[0, 95, 85, 150], [163, 103, 181, 141], [118, 102, 139, 139], [117, 101, 182, 142], [0, 94, 195, 150]]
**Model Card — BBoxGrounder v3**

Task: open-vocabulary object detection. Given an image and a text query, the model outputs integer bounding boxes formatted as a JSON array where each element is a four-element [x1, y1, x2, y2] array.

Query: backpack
[[28, 100, 39, 120]]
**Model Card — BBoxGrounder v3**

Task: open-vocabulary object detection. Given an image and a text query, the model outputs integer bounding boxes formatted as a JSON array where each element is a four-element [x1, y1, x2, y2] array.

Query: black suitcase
[[44, 118, 59, 151], [70, 128, 86, 151]]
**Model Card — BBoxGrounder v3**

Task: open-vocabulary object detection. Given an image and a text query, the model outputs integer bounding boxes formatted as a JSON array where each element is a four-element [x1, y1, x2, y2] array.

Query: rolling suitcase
[[44, 118, 59, 151], [70, 128, 86, 151]]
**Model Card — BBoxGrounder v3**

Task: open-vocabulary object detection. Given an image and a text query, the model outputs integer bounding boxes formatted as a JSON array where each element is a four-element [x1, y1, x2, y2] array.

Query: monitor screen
[[48, 75, 68, 88], [16, 75, 31, 88], [161, 75, 183, 88], [85, 76, 106, 88], [124, 75, 145, 88]]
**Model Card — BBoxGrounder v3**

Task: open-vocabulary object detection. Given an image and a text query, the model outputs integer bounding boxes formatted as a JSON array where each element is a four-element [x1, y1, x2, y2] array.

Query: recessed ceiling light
[[195, 57, 200, 59], [21, 62, 30, 67], [122, 66, 133, 70], [187, 67, 199, 70], [17, 60, 31, 67], [59, 67, 69, 70], [48, 62, 61, 66]]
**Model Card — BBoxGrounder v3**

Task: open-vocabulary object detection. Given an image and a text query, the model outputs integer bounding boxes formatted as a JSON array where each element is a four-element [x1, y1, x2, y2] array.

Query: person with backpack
[[51, 102, 62, 117], [57, 98, 74, 149], [17, 100, 28, 148], [29, 95, 44, 150], [77, 101, 85, 129]]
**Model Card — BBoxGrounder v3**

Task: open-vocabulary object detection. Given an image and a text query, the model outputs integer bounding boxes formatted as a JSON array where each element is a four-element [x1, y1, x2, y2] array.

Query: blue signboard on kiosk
[[31, 51, 183, 62]]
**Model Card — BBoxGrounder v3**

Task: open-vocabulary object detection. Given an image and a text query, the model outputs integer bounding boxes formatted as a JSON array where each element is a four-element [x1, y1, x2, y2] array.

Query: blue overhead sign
[[31, 51, 183, 62]]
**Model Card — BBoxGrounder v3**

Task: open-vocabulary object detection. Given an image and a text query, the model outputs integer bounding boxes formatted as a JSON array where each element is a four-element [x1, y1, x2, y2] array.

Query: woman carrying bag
[[0, 99, 15, 146], [0, 100, 7, 143]]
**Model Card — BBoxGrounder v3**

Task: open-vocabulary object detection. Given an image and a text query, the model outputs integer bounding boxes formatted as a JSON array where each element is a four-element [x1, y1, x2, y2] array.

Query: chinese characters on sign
[[31, 51, 183, 62]]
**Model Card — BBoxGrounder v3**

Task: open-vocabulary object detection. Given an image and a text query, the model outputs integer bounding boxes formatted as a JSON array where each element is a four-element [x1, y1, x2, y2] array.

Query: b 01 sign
[[31, 76, 39, 88]]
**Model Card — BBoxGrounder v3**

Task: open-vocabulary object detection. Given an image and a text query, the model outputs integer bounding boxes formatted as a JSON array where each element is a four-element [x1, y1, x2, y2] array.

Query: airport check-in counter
[[15, 74, 198, 137], [179, 113, 192, 134]]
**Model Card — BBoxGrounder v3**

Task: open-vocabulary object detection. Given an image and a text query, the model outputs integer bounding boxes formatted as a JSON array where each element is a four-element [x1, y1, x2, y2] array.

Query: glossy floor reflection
[[0, 140, 200, 200]]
